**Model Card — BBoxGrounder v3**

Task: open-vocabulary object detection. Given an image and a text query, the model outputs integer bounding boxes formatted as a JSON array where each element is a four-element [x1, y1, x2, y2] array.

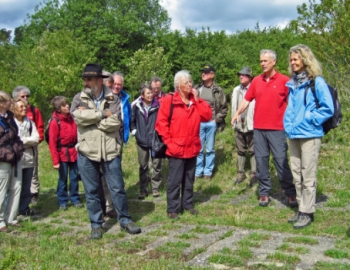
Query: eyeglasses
[[20, 95, 30, 98]]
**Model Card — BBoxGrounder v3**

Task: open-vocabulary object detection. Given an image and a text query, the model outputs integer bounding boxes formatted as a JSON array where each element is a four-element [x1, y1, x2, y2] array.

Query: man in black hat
[[71, 63, 141, 239], [194, 64, 228, 180], [231, 66, 257, 186]]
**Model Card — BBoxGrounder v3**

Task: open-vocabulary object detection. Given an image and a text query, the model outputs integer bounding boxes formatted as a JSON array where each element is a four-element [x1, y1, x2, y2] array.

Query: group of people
[[0, 43, 333, 237], [0, 86, 46, 233], [232, 45, 334, 229]]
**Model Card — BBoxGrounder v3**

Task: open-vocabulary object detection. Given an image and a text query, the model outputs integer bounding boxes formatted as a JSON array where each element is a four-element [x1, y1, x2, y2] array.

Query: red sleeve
[[48, 119, 60, 166], [34, 107, 45, 142], [155, 95, 172, 145], [195, 98, 212, 122], [244, 77, 257, 102]]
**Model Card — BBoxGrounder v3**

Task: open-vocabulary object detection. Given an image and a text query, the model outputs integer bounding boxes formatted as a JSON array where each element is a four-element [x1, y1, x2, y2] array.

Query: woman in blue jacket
[[284, 44, 334, 229]]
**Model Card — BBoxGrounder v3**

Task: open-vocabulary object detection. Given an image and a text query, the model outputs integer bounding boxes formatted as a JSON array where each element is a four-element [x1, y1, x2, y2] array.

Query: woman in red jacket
[[155, 70, 212, 219], [48, 96, 82, 210]]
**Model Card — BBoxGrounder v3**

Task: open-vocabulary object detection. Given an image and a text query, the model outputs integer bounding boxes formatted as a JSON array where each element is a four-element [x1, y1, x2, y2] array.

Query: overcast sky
[[0, 0, 310, 35]]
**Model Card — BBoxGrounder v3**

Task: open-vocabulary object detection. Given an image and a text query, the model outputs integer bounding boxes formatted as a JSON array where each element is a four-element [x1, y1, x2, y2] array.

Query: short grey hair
[[260, 49, 277, 60], [174, 70, 191, 89], [12, 86, 31, 98], [102, 70, 114, 84], [112, 71, 124, 84], [150, 76, 163, 85]]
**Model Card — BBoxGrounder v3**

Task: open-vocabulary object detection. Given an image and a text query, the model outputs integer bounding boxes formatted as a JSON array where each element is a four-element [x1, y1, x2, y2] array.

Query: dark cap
[[201, 64, 216, 73], [237, 66, 253, 77], [81, 64, 109, 78]]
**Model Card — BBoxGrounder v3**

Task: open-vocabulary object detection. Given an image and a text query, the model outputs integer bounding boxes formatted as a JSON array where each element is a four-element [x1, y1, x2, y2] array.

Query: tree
[[125, 43, 173, 100], [0, 29, 11, 45], [294, 0, 350, 97], [12, 29, 96, 118], [15, 0, 171, 70]]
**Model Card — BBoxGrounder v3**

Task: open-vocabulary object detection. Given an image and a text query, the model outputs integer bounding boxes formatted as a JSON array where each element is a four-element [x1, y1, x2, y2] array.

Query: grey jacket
[[71, 85, 122, 162], [195, 81, 228, 132]]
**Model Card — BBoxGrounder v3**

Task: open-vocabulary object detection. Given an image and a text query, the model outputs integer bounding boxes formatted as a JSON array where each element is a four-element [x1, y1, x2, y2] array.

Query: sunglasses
[[20, 95, 30, 98]]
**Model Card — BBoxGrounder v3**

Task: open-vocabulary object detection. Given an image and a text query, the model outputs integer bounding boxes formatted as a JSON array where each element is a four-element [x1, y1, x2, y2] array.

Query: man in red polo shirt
[[231, 49, 297, 207]]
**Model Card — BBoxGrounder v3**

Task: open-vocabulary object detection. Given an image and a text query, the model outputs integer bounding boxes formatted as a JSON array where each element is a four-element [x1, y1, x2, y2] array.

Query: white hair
[[174, 70, 191, 89], [260, 49, 277, 60]]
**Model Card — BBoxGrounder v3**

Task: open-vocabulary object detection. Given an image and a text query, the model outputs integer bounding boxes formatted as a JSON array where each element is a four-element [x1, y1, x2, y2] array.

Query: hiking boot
[[0, 226, 11, 233], [137, 192, 148, 200], [167, 212, 180, 220], [288, 196, 298, 208], [90, 227, 103, 239], [185, 208, 199, 215], [235, 170, 246, 184], [73, 203, 84, 208], [121, 222, 141, 234], [204, 175, 211, 181], [152, 190, 160, 198], [249, 171, 258, 187], [288, 212, 299, 223], [20, 209, 35, 216], [259, 196, 270, 207], [59, 205, 68, 211], [294, 213, 313, 229], [106, 209, 117, 218]]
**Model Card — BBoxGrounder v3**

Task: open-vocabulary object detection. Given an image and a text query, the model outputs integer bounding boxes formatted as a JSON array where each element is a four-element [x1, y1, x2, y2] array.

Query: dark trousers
[[167, 157, 196, 213], [253, 129, 295, 197]]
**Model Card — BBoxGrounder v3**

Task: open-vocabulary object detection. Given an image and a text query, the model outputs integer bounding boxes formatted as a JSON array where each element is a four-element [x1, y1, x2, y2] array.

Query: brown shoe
[[234, 170, 246, 184], [167, 212, 180, 220], [288, 196, 298, 208], [204, 175, 211, 181], [249, 172, 258, 187], [106, 209, 117, 218], [259, 196, 270, 207], [185, 208, 199, 215], [0, 226, 11, 233], [152, 190, 160, 197]]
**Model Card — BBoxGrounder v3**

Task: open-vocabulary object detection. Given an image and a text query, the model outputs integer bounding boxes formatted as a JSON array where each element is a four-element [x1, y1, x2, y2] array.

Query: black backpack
[[304, 78, 342, 134], [45, 117, 61, 149]]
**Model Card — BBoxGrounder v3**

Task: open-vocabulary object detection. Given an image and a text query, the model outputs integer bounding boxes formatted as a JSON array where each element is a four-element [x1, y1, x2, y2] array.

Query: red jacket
[[48, 111, 78, 165], [26, 105, 45, 142], [155, 91, 212, 158]]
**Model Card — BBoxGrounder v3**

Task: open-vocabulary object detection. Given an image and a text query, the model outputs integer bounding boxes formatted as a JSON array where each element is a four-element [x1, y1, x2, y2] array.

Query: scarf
[[293, 71, 309, 88]]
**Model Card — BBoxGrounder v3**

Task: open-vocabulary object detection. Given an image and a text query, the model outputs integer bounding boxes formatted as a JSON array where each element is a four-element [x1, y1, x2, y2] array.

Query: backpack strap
[[304, 79, 320, 108], [168, 94, 174, 123]]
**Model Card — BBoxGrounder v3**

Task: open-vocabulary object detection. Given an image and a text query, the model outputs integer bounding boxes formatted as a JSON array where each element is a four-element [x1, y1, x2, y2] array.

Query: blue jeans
[[57, 161, 80, 206], [78, 153, 131, 228], [19, 167, 34, 214], [195, 121, 217, 177]]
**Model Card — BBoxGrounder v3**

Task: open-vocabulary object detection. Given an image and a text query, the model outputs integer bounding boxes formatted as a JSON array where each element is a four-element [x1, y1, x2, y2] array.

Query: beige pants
[[30, 145, 39, 195], [0, 162, 20, 227], [289, 138, 321, 214]]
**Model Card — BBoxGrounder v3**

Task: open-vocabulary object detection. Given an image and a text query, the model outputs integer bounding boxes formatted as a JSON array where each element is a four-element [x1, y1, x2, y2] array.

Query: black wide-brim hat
[[81, 63, 109, 78]]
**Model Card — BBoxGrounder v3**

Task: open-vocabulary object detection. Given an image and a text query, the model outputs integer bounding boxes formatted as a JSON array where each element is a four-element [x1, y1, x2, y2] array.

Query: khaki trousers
[[289, 138, 321, 214]]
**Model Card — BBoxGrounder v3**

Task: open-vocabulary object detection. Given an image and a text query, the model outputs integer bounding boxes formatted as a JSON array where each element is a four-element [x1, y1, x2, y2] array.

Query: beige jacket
[[231, 84, 255, 132], [71, 85, 122, 162]]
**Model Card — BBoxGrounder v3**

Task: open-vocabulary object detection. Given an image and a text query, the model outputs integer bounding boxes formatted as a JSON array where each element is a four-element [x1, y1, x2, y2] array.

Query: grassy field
[[1, 104, 350, 269]]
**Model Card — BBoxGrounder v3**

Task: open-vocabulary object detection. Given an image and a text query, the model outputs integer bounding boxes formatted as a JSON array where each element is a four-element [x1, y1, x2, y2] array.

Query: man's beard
[[84, 84, 98, 94]]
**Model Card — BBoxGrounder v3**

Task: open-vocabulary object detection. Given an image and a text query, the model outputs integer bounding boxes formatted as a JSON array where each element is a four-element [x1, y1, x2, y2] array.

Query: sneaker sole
[[293, 221, 312, 229], [121, 227, 141, 234]]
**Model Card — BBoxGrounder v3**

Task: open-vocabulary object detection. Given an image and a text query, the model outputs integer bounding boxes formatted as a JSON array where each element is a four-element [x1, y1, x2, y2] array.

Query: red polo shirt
[[244, 71, 289, 130]]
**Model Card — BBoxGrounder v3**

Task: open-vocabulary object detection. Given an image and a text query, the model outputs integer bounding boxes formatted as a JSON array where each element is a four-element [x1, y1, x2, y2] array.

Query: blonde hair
[[11, 97, 28, 116], [0, 91, 10, 103], [288, 44, 322, 79]]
